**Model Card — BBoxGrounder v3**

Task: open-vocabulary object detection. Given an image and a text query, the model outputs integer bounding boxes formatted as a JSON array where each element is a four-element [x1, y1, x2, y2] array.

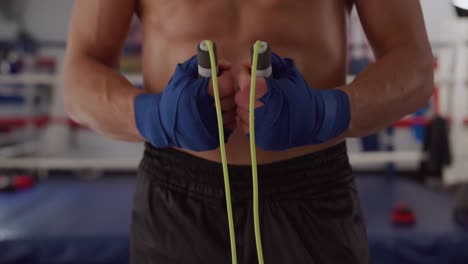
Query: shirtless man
[[63, 0, 433, 263]]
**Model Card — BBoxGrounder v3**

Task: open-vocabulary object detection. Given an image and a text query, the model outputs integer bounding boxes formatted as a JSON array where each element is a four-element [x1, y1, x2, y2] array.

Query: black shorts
[[130, 142, 369, 264]]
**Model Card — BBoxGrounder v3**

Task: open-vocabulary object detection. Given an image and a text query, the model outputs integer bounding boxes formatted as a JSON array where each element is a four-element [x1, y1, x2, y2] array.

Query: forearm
[[63, 55, 144, 141], [342, 46, 434, 137]]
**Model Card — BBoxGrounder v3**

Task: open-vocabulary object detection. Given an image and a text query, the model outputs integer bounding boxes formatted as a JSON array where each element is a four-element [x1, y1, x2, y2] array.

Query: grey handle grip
[[197, 40, 218, 78], [251, 41, 272, 78]]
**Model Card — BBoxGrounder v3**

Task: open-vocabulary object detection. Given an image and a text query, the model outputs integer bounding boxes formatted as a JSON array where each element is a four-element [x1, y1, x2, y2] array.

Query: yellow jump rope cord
[[205, 40, 238, 264], [250, 40, 265, 264], [205, 40, 264, 264]]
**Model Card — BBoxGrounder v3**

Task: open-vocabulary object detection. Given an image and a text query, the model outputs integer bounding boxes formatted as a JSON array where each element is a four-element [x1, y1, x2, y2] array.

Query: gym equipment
[[194, 40, 271, 264], [0, 174, 35, 192], [391, 202, 416, 226], [454, 184, 468, 227]]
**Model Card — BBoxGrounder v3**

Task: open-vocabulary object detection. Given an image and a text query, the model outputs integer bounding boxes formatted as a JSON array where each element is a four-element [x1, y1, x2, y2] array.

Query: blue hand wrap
[[134, 56, 231, 151], [254, 52, 351, 151]]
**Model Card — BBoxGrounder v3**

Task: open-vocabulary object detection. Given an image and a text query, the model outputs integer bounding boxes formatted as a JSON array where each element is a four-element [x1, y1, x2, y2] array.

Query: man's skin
[[63, 0, 433, 165]]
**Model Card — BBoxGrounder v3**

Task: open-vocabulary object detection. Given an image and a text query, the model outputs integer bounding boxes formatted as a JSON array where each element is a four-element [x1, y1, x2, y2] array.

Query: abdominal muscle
[[180, 130, 345, 165]]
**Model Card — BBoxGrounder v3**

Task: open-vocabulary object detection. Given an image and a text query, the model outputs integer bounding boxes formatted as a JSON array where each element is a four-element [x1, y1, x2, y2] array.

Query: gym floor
[[0, 174, 466, 264]]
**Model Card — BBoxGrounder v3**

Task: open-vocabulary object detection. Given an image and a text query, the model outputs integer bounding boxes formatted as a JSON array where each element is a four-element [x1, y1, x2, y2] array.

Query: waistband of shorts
[[139, 142, 351, 197]]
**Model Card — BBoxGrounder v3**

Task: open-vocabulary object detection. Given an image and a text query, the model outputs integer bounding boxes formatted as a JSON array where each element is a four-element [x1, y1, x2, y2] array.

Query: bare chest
[[139, 0, 349, 43]]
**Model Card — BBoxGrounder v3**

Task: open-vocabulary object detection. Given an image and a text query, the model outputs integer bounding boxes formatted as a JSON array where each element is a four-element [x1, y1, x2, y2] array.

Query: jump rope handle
[[251, 41, 272, 78], [198, 40, 218, 78], [198, 40, 270, 78]]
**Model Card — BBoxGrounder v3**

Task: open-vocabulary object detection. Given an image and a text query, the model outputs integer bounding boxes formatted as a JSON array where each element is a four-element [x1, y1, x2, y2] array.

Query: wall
[[421, 0, 458, 42], [23, 0, 73, 42], [0, 17, 18, 39]]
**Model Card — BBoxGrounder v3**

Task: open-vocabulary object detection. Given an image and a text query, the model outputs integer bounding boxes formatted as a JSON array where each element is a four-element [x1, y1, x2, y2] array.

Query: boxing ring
[[1, 20, 468, 264], [0, 175, 467, 264]]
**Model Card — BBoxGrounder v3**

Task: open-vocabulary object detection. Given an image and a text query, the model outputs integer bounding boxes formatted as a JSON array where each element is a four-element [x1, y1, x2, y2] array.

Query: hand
[[134, 55, 236, 151], [235, 52, 351, 151]]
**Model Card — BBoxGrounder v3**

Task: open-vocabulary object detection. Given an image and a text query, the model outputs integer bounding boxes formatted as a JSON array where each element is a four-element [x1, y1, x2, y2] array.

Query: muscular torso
[[138, 0, 352, 165]]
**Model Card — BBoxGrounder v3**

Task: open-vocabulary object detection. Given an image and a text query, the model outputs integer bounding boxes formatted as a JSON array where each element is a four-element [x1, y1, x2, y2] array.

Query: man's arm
[[63, 0, 144, 141], [343, 0, 434, 137]]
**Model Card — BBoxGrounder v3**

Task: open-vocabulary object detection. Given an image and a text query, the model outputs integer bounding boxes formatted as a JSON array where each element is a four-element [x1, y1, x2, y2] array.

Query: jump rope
[[197, 40, 271, 264]]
